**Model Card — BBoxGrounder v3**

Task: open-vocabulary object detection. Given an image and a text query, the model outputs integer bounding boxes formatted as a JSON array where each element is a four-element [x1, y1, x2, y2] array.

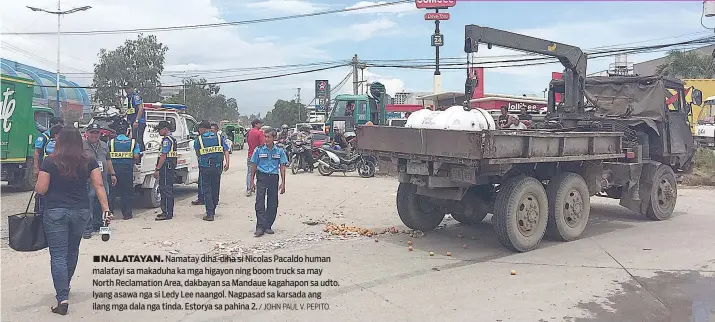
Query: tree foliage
[[163, 78, 239, 122], [92, 34, 169, 108], [263, 99, 305, 127], [656, 49, 714, 79]]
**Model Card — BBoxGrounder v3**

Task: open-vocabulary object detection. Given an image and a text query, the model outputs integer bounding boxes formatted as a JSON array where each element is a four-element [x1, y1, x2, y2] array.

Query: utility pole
[[296, 87, 302, 122], [352, 54, 359, 95], [27, 2, 92, 116]]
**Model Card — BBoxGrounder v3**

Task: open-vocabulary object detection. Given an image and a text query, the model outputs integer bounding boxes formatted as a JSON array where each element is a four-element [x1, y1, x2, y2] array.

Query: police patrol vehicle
[[87, 103, 201, 208]]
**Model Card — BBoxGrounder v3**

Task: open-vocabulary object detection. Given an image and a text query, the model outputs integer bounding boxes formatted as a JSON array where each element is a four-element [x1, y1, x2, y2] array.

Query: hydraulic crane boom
[[464, 25, 587, 115]]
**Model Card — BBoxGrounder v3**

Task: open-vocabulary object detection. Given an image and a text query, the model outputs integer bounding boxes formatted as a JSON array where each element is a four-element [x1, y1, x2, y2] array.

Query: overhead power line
[[365, 36, 715, 70], [31, 64, 348, 89], [4, 0, 411, 36]]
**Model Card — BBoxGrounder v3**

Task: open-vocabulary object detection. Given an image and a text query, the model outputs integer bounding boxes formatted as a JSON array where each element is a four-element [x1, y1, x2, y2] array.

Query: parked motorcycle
[[316, 148, 375, 178], [289, 139, 314, 174]]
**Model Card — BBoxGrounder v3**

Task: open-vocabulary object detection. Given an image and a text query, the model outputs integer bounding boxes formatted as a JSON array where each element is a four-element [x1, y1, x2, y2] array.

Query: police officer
[[154, 121, 177, 221], [194, 121, 230, 221], [33, 117, 64, 178], [108, 121, 140, 220], [250, 128, 288, 237], [123, 81, 146, 154]]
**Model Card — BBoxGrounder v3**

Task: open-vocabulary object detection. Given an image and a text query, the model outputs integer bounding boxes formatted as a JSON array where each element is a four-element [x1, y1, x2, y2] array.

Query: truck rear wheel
[[396, 183, 444, 231], [546, 172, 590, 241], [643, 164, 677, 221], [493, 176, 549, 252], [142, 181, 161, 208], [451, 191, 489, 225], [17, 159, 37, 191]]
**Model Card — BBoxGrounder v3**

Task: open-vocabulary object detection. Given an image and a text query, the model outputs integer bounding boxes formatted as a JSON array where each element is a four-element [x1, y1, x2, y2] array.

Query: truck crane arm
[[464, 25, 587, 114]]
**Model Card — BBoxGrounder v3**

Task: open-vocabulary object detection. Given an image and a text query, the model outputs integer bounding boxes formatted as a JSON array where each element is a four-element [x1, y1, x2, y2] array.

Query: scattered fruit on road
[[511, 270, 517, 275], [408, 246, 413, 251], [429, 251, 434, 256], [446, 251, 452, 256], [407, 240, 413, 245], [323, 223, 375, 237], [462, 244, 467, 249]]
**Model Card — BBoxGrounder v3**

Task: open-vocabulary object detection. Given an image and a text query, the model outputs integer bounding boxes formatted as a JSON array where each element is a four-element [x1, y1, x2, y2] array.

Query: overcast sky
[[1, 0, 712, 115]]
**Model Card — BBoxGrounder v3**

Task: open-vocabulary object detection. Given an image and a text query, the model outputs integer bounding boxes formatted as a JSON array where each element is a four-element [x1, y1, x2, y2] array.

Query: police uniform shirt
[[109, 134, 141, 165], [34, 130, 51, 161], [126, 91, 146, 124], [44, 139, 56, 157], [193, 132, 230, 168], [250, 144, 288, 175], [160, 134, 178, 165]]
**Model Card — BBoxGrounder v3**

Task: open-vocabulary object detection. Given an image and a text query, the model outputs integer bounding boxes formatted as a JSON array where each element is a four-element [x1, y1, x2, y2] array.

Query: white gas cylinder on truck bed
[[406, 106, 495, 131]]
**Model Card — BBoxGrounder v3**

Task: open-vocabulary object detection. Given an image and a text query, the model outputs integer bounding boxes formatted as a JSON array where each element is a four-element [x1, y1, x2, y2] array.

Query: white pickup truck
[[87, 105, 201, 208]]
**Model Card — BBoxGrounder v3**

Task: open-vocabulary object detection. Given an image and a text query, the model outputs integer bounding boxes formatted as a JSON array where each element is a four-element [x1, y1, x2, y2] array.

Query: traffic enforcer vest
[[160, 136, 178, 168], [109, 138, 136, 159], [197, 134, 224, 155]]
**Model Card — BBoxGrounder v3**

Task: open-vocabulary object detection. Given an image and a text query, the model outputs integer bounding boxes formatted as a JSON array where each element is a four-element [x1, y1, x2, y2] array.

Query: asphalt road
[[2, 148, 714, 322]]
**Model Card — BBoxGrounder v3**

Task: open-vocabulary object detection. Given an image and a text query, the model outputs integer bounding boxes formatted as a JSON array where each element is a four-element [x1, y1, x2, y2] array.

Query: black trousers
[[110, 163, 134, 218], [200, 166, 221, 217], [132, 122, 146, 152], [197, 172, 204, 202], [159, 165, 175, 218], [255, 172, 279, 230]]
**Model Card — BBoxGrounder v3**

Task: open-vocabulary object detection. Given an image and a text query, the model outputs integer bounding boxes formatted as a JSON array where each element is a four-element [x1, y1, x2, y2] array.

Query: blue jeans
[[246, 159, 254, 192], [43, 208, 91, 302], [86, 182, 109, 233]]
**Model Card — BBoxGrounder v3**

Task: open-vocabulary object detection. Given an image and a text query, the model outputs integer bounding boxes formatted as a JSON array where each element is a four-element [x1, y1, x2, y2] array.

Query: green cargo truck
[[1, 74, 55, 191]]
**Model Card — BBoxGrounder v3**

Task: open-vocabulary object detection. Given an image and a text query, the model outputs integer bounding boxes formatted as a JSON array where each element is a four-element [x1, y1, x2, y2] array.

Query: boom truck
[[356, 25, 702, 252]]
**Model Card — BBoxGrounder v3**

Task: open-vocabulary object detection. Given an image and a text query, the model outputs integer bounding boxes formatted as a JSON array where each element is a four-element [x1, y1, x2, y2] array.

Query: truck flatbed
[[357, 126, 625, 165]]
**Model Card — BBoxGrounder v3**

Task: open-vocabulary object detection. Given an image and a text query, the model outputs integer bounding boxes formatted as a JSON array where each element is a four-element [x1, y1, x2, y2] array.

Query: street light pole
[[27, 3, 91, 116], [56, 0, 61, 112]]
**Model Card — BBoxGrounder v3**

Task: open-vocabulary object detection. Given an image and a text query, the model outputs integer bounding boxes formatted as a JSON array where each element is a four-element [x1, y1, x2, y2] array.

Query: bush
[[682, 148, 715, 186]]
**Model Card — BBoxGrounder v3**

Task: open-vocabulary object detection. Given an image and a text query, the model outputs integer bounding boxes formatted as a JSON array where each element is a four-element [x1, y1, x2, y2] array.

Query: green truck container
[[1, 74, 56, 190]]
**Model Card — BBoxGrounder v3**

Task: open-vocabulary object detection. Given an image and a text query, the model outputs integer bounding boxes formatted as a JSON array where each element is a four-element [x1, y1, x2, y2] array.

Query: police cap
[[157, 120, 171, 130]]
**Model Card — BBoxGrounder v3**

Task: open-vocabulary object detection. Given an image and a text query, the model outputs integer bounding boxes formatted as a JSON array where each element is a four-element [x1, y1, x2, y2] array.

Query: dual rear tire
[[396, 165, 676, 252]]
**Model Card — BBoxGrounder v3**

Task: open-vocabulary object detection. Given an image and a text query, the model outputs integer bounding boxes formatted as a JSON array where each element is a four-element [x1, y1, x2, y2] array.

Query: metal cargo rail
[[356, 126, 625, 165]]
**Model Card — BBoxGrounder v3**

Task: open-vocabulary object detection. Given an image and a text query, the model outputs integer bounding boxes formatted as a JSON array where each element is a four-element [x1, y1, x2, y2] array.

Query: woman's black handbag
[[8, 192, 48, 252]]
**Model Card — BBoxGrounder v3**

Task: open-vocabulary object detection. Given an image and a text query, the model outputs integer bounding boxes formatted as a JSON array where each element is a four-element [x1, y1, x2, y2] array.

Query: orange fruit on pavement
[[446, 252, 452, 256], [407, 240, 413, 245], [429, 252, 434, 256], [510, 270, 516, 275], [408, 246, 413, 251]]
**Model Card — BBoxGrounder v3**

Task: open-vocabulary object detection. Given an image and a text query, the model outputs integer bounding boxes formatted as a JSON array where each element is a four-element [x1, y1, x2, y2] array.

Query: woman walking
[[34, 126, 112, 315]]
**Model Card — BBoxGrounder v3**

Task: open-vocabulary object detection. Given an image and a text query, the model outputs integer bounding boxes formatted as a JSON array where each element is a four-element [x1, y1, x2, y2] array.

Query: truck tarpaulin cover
[[584, 76, 673, 122]]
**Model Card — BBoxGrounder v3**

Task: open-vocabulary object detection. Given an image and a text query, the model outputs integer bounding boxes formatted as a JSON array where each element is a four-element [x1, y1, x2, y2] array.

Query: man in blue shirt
[[33, 116, 64, 178], [194, 121, 230, 221], [108, 120, 141, 219], [250, 128, 288, 237], [123, 81, 146, 154], [154, 121, 178, 221]]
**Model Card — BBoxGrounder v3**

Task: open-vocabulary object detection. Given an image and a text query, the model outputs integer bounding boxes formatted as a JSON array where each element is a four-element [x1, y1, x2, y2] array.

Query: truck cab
[[1, 74, 56, 190], [695, 96, 715, 148], [326, 82, 387, 137]]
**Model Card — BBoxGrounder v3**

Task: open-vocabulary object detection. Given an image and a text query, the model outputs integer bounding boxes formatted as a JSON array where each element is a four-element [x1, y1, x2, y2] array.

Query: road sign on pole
[[415, 0, 456, 9], [424, 12, 450, 20], [431, 33, 444, 47]]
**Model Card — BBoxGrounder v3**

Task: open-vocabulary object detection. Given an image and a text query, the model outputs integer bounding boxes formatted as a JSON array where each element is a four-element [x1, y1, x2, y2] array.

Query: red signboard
[[552, 72, 563, 103], [415, 0, 456, 9], [424, 12, 450, 20], [470, 99, 547, 113]]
